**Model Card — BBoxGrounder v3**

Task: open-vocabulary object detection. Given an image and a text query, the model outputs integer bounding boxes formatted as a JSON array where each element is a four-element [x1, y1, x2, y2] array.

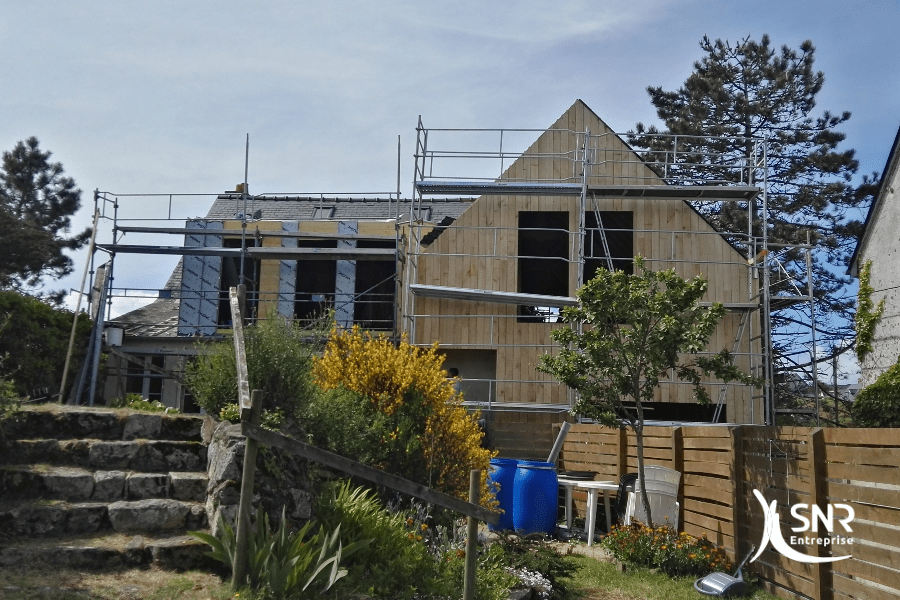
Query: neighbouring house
[[848, 123, 900, 388], [102, 100, 769, 441]]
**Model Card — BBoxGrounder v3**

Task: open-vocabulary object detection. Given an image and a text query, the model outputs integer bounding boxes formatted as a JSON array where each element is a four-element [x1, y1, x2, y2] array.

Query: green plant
[[492, 532, 577, 599], [110, 393, 179, 413], [219, 402, 284, 430], [853, 357, 900, 427], [191, 507, 369, 599], [601, 523, 733, 578], [0, 376, 20, 418], [184, 313, 325, 418], [855, 260, 885, 362], [314, 480, 443, 598]]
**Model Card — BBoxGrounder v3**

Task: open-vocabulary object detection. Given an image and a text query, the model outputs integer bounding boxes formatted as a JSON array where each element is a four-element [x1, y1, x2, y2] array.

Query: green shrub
[[853, 358, 900, 427], [109, 393, 179, 413], [314, 480, 443, 598], [191, 507, 370, 599], [492, 532, 577, 598], [0, 290, 92, 398], [601, 523, 733, 578], [0, 376, 20, 418], [184, 315, 323, 417]]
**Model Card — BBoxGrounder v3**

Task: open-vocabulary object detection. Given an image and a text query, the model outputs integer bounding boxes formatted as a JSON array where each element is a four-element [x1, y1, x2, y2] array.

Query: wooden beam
[[117, 225, 396, 241], [230, 288, 251, 419], [241, 422, 500, 525]]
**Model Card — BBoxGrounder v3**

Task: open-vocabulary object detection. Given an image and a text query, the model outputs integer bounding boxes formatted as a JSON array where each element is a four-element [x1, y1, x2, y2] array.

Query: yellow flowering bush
[[312, 326, 496, 505]]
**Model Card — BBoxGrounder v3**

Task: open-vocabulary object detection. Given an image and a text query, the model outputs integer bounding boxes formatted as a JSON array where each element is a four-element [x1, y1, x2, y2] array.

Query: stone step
[[0, 438, 207, 472], [0, 409, 203, 442], [0, 533, 219, 573], [1, 466, 208, 502], [0, 498, 207, 537]]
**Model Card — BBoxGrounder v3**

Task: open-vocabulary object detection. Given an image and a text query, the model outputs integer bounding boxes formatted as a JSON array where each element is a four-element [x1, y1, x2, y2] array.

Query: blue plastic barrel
[[512, 460, 558, 535], [488, 458, 518, 531]]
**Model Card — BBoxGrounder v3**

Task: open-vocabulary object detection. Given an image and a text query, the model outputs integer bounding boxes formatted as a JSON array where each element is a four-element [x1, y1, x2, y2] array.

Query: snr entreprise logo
[[749, 489, 854, 564]]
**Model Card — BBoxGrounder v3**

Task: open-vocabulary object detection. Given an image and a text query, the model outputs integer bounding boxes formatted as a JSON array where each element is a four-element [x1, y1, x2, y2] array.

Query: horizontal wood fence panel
[[685, 498, 734, 521], [827, 482, 900, 511], [833, 573, 900, 600], [682, 522, 734, 553], [831, 539, 900, 569], [823, 428, 900, 445], [684, 459, 730, 478], [683, 508, 733, 533], [684, 474, 732, 495], [832, 555, 900, 592], [825, 444, 900, 467], [825, 462, 900, 486], [683, 449, 731, 464], [683, 436, 732, 449], [846, 500, 900, 527], [752, 563, 815, 598]]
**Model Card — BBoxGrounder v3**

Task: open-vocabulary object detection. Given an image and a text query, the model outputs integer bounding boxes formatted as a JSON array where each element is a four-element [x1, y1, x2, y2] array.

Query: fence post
[[729, 426, 744, 561], [671, 427, 683, 530], [808, 428, 832, 600], [233, 389, 263, 588], [464, 469, 480, 600]]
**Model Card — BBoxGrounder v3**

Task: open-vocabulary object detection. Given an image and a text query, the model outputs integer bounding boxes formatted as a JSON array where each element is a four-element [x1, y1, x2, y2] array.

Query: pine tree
[[0, 137, 91, 302], [631, 35, 873, 356]]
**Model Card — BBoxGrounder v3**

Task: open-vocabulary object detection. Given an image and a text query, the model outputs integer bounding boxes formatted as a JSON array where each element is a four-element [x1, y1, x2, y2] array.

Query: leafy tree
[[0, 290, 92, 399], [0, 137, 91, 302], [630, 35, 873, 390], [538, 258, 756, 526]]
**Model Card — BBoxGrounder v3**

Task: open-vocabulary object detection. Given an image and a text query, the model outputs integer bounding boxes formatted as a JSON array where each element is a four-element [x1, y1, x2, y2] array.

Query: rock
[[108, 499, 192, 532], [122, 414, 162, 441], [125, 535, 151, 566], [92, 471, 126, 501], [207, 503, 239, 537], [170, 472, 208, 502], [126, 473, 169, 500], [88, 441, 141, 469], [159, 414, 203, 441], [150, 536, 215, 571], [64, 503, 108, 534], [288, 488, 313, 520], [44, 468, 95, 501]]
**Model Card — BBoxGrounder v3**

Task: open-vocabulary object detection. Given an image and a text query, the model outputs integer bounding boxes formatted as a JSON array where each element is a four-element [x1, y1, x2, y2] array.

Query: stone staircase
[[0, 407, 216, 571]]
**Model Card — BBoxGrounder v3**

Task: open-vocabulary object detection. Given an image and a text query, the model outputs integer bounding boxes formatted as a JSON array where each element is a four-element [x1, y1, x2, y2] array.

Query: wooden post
[[232, 389, 263, 588], [237, 283, 247, 322], [808, 428, 832, 600], [671, 427, 683, 530], [463, 469, 480, 600], [729, 426, 744, 561]]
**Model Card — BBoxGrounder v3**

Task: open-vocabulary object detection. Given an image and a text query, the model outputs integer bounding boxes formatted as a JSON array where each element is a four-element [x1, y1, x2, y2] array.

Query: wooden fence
[[554, 423, 900, 600]]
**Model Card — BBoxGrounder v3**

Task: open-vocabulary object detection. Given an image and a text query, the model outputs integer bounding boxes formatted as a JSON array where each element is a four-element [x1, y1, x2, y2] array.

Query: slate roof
[[111, 258, 182, 336]]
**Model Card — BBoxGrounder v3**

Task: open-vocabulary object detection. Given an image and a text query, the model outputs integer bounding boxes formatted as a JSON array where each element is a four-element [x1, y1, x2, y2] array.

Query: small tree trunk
[[634, 423, 653, 528]]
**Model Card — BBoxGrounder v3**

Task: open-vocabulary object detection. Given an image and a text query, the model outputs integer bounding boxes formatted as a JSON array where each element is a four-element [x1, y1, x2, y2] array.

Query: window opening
[[518, 211, 569, 322], [585, 211, 633, 280]]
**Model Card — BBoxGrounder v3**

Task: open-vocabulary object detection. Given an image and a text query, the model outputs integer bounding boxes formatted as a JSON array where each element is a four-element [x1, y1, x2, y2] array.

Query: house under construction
[[71, 100, 817, 448]]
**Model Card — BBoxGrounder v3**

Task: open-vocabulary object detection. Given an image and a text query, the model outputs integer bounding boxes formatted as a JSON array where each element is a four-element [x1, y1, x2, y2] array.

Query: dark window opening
[[124, 355, 164, 402], [294, 240, 337, 325], [218, 237, 259, 326], [584, 211, 633, 281], [355, 240, 396, 331], [518, 211, 569, 322]]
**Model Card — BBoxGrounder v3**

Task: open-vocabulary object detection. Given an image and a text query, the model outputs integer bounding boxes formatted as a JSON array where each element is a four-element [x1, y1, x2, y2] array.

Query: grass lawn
[[1, 553, 782, 600], [562, 553, 780, 600]]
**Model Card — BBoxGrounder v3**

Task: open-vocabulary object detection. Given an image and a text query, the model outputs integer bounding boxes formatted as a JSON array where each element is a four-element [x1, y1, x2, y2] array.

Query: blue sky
[[3, 1, 897, 380]]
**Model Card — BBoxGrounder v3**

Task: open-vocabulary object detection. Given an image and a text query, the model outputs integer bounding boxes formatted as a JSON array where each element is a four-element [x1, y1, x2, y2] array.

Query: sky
[[3, 0, 898, 382]]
